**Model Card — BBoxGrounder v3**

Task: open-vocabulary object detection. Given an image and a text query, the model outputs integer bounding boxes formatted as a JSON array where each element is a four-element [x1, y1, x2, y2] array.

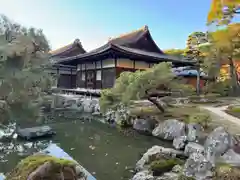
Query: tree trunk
[[147, 96, 165, 113], [229, 56, 239, 95], [196, 67, 201, 95]]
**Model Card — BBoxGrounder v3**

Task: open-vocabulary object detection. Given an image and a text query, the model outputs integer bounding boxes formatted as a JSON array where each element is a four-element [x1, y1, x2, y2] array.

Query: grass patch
[[225, 105, 240, 119]]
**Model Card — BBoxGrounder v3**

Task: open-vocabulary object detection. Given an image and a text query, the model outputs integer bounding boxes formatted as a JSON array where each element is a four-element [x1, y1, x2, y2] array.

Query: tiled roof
[[50, 39, 86, 57], [57, 43, 195, 66]]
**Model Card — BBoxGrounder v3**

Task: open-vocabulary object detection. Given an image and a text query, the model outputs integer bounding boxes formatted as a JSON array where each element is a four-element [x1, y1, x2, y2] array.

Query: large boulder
[[136, 145, 185, 171], [183, 152, 213, 180], [5, 154, 87, 180], [204, 127, 233, 164], [152, 119, 186, 140], [17, 126, 56, 140], [133, 118, 157, 134]]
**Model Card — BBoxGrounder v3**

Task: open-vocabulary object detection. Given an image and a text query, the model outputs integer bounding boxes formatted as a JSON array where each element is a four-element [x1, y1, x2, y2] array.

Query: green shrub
[[186, 111, 211, 128], [203, 80, 230, 96], [150, 159, 183, 176]]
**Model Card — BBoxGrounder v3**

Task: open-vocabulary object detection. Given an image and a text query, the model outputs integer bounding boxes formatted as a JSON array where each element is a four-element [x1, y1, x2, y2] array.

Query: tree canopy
[[0, 15, 53, 124], [207, 0, 240, 25], [100, 62, 193, 113]]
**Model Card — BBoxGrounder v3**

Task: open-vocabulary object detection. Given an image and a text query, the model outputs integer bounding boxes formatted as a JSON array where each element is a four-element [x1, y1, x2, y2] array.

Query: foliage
[[0, 15, 53, 124], [186, 32, 208, 50], [100, 62, 194, 113], [207, 0, 240, 25], [210, 23, 240, 94], [203, 80, 230, 96], [150, 159, 183, 176], [164, 49, 186, 56], [186, 111, 211, 128], [6, 154, 76, 180]]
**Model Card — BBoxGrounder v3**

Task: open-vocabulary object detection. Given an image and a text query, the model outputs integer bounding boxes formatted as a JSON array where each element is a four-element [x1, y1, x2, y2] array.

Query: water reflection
[[0, 111, 171, 180]]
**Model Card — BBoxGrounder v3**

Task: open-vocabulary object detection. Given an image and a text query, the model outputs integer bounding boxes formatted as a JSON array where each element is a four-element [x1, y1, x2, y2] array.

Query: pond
[[0, 111, 171, 180]]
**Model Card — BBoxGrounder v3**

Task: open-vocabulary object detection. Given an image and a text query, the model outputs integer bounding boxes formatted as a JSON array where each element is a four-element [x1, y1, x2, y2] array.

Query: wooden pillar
[[85, 62, 87, 89], [100, 59, 103, 89], [94, 61, 97, 89], [70, 68, 72, 89], [57, 67, 59, 88]]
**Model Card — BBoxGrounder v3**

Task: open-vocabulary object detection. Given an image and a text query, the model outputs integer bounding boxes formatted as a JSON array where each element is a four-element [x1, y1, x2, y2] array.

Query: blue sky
[[1, 0, 212, 51]]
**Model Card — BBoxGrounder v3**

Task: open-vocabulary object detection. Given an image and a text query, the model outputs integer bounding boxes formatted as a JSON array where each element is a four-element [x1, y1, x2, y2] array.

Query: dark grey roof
[[56, 43, 195, 66], [50, 39, 86, 57]]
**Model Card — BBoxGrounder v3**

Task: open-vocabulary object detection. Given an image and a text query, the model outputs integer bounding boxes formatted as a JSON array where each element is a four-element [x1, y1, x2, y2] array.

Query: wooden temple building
[[50, 26, 202, 90]]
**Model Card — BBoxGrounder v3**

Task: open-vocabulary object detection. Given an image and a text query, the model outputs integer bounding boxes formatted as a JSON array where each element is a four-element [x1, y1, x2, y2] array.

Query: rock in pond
[[133, 118, 157, 135], [136, 145, 185, 171], [152, 119, 186, 140], [17, 125, 56, 140]]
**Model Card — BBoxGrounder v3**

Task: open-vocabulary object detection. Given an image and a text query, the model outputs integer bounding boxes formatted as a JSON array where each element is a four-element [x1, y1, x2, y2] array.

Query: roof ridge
[[108, 25, 148, 41], [49, 39, 80, 54]]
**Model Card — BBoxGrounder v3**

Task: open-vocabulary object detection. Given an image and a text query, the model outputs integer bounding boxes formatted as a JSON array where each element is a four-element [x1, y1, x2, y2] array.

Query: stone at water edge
[[173, 136, 188, 150], [133, 118, 157, 134], [135, 145, 185, 171], [184, 142, 204, 157], [152, 119, 186, 141]]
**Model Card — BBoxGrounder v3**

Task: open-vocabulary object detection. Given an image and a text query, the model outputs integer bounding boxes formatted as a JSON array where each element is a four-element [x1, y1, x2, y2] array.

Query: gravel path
[[201, 106, 240, 134]]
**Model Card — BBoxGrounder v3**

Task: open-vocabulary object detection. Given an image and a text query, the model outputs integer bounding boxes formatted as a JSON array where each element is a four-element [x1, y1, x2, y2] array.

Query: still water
[[0, 111, 171, 180]]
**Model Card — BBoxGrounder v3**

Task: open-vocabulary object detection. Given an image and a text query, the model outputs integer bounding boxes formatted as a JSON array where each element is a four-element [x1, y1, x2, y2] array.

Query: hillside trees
[[100, 62, 193, 113], [0, 15, 53, 124]]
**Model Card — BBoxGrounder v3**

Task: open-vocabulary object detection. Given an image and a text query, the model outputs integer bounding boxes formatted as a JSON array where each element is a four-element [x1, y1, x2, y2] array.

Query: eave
[[56, 43, 195, 66]]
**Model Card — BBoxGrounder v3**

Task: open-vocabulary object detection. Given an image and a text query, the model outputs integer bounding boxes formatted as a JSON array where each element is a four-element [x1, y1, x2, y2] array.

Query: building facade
[[53, 26, 197, 89]]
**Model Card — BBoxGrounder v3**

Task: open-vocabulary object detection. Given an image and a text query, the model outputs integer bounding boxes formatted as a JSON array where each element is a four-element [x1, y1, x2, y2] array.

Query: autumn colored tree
[[207, 0, 240, 25], [210, 23, 240, 94], [100, 62, 193, 113]]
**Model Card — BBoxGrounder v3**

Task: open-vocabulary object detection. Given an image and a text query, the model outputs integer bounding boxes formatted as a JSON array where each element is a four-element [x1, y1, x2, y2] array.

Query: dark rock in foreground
[[17, 125, 56, 140]]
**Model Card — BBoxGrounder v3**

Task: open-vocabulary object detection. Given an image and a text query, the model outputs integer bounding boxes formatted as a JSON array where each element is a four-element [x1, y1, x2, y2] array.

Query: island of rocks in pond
[[132, 125, 240, 180]]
